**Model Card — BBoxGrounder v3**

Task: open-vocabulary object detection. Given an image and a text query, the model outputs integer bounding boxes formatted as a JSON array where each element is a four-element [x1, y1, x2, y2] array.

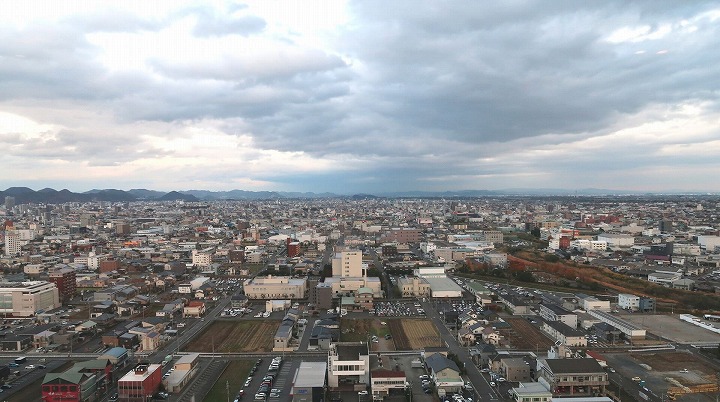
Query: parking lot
[[621, 314, 720, 344], [374, 300, 427, 317]]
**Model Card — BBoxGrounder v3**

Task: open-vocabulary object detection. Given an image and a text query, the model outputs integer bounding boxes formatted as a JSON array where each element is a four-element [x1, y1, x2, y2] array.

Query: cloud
[[1, 1, 720, 192]]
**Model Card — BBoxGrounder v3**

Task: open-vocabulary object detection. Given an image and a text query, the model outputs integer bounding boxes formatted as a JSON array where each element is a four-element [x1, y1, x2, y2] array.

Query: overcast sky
[[1, 1, 719, 194]]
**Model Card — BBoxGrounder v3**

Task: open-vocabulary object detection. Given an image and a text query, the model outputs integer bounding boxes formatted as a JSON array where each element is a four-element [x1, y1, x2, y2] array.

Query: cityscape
[[2, 192, 720, 402], [2, 1, 720, 402]]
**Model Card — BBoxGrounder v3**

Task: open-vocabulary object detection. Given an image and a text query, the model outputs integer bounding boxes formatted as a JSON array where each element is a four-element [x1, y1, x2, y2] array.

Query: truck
[[162, 355, 173, 367], [14, 357, 27, 365]]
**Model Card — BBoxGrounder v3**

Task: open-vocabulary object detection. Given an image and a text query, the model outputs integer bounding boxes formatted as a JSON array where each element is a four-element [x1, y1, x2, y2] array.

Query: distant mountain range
[[0, 186, 715, 205]]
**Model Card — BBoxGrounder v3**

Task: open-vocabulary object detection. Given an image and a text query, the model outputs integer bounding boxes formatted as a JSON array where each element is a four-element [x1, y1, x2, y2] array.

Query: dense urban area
[[3, 191, 720, 402]]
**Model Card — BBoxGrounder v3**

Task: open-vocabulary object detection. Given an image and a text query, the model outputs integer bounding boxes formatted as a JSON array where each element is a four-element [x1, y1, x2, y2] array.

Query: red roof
[[188, 301, 205, 307], [371, 369, 405, 378]]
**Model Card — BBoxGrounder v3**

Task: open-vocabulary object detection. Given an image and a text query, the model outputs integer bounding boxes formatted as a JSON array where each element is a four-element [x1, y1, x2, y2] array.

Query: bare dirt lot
[[632, 352, 716, 385], [501, 317, 555, 350], [621, 314, 720, 344], [184, 320, 276, 352], [340, 318, 396, 351], [389, 319, 442, 350]]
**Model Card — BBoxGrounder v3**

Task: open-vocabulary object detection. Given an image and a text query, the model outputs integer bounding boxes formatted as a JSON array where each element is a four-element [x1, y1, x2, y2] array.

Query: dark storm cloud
[[218, 0, 720, 170]]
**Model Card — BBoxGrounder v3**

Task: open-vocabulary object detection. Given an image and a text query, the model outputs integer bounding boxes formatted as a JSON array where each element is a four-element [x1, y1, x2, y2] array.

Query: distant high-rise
[[4, 196, 15, 210], [4, 228, 21, 256]]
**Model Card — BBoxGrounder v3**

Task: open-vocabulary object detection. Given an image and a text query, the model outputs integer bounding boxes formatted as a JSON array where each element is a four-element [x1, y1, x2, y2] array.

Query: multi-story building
[[4, 228, 21, 256], [370, 369, 406, 400], [536, 358, 608, 397], [48, 268, 77, 303], [384, 228, 422, 243], [117, 363, 162, 402], [41, 371, 100, 402], [4, 196, 15, 210], [542, 321, 588, 347], [0, 281, 60, 317], [243, 276, 307, 299], [398, 277, 431, 297], [191, 249, 212, 267], [538, 304, 578, 328], [327, 342, 370, 388], [509, 382, 552, 402], [331, 250, 363, 278], [617, 293, 639, 311]]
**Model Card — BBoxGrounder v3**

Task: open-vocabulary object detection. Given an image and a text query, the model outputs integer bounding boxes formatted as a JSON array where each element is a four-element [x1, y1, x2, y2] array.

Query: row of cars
[[374, 301, 425, 317], [250, 357, 283, 400]]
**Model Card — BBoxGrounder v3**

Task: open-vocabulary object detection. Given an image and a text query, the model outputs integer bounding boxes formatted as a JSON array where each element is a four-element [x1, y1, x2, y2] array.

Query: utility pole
[[226, 380, 230, 402]]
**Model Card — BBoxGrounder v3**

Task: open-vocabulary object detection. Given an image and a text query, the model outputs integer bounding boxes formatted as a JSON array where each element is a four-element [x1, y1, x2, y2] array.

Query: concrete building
[[0, 281, 60, 317], [543, 321, 588, 347], [370, 369, 406, 400], [398, 276, 431, 297], [117, 363, 162, 402], [4, 228, 21, 256], [536, 358, 608, 397], [617, 294, 639, 311], [332, 250, 364, 278], [576, 294, 610, 312], [384, 228, 422, 243], [327, 342, 370, 388], [49, 268, 77, 303], [596, 233, 634, 249], [500, 357, 533, 382], [243, 276, 307, 299], [510, 382, 553, 402], [538, 304, 578, 328], [292, 361, 327, 402], [414, 267, 463, 298]]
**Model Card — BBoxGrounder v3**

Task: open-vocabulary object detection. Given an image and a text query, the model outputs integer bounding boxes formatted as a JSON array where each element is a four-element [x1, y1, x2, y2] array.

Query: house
[[425, 353, 464, 393], [457, 328, 475, 346], [481, 327, 502, 345], [183, 301, 206, 318], [536, 358, 608, 397]]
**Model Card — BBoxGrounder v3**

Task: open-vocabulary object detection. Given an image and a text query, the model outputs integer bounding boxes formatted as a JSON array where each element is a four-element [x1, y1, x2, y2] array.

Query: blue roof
[[104, 347, 128, 358]]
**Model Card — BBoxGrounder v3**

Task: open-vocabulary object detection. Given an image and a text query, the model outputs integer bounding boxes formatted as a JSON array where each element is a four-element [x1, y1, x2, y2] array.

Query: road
[[422, 299, 500, 401]]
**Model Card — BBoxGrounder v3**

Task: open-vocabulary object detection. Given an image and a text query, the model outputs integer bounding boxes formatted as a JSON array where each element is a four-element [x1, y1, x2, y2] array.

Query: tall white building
[[331, 250, 364, 278], [4, 229, 21, 256]]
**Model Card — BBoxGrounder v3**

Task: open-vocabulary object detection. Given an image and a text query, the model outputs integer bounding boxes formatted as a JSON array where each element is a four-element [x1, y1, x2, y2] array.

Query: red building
[[118, 363, 162, 402], [287, 241, 301, 258], [41, 372, 98, 402], [48, 268, 76, 303], [99, 259, 120, 273]]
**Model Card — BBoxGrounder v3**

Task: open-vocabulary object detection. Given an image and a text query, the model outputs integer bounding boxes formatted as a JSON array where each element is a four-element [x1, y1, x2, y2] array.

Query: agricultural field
[[184, 321, 277, 353], [203, 360, 254, 402], [501, 317, 555, 350], [389, 319, 442, 350]]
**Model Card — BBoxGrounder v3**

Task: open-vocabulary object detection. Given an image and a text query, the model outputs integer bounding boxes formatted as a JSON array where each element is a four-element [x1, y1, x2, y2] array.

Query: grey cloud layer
[[1, 1, 719, 191]]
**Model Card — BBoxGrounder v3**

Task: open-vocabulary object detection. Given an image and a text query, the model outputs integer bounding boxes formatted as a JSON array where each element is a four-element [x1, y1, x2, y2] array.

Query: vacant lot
[[390, 319, 442, 350], [340, 318, 396, 351], [184, 321, 277, 353], [632, 351, 717, 386], [203, 360, 254, 402], [502, 317, 555, 350]]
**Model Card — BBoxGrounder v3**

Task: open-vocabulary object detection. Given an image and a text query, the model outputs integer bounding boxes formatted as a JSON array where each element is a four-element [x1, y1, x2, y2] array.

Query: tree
[[530, 227, 541, 238]]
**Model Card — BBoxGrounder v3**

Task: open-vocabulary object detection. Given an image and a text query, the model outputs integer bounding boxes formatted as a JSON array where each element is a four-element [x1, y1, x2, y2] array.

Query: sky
[[1, 1, 720, 194]]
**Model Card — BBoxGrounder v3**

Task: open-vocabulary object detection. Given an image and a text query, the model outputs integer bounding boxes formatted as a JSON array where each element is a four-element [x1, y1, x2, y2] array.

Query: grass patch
[[340, 318, 391, 342], [203, 360, 255, 402]]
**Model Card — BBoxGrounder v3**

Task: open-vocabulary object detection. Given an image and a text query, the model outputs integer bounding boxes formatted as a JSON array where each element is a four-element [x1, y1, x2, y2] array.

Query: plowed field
[[389, 319, 442, 350], [184, 321, 277, 352]]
